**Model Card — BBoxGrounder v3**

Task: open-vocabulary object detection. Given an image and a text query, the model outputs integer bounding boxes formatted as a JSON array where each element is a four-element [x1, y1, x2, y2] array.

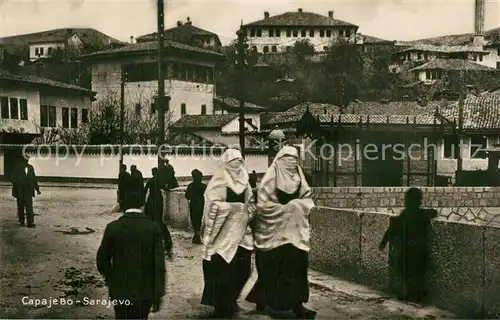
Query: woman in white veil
[[246, 145, 316, 319], [200, 148, 255, 318]]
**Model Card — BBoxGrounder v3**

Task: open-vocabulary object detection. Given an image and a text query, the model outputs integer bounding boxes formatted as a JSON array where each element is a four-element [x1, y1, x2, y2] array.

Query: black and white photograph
[[0, 0, 499, 318]]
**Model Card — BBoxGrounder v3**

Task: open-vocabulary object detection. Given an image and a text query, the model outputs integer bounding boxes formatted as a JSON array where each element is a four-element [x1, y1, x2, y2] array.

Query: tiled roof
[[243, 11, 357, 27], [397, 44, 488, 54], [358, 33, 393, 44], [316, 114, 439, 125], [265, 100, 444, 126], [170, 114, 237, 129], [0, 28, 123, 56], [437, 94, 500, 131], [81, 40, 224, 59], [0, 68, 95, 94], [137, 23, 219, 42], [411, 59, 499, 72], [408, 27, 500, 46], [214, 96, 266, 111]]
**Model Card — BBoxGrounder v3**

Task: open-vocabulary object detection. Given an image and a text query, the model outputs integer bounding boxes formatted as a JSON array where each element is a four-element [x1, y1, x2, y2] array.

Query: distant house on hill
[[241, 8, 359, 53], [136, 17, 222, 50], [411, 58, 499, 84], [0, 28, 123, 62]]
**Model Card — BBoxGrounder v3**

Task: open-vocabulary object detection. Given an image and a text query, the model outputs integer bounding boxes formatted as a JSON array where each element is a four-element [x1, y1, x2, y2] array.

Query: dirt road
[[0, 186, 452, 319]]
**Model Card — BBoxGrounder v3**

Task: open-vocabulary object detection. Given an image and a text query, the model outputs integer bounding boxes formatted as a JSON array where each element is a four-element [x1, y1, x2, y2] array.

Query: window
[[470, 136, 487, 159], [35, 48, 39, 56], [251, 46, 257, 52], [268, 29, 274, 37], [82, 109, 89, 123], [201, 104, 206, 115], [48, 47, 52, 55], [346, 29, 351, 37], [40, 47, 44, 55], [186, 65, 194, 81], [271, 45, 277, 53], [309, 29, 314, 37], [442, 137, 456, 159], [323, 46, 328, 51], [62, 107, 69, 128], [293, 29, 298, 37], [40, 105, 48, 127], [207, 68, 214, 84], [250, 29, 255, 37], [256, 29, 262, 37], [181, 103, 186, 116], [263, 46, 269, 53], [20, 99, 27, 120], [275, 29, 281, 37], [497, 61, 500, 70], [301, 30, 306, 37], [417, 53, 423, 60], [135, 103, 141, 116], [424, 53, 428, 60], [71, 108, 78, 128], [123, 63, 158, 82], [479, 55, 483, 62], [319, 29, 325, 37], [497, 48, 500, 56], [1, 97, 9, 118], [286, 29, 291, 37], [9, 98, 18, 119], [326, 29, 331, 37]]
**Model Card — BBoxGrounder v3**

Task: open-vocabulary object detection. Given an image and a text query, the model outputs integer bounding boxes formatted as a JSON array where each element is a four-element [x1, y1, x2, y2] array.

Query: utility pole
[[457, 70, 465, 173], [119, 64, 125, 169], [236, 27, 246, 157], [157, 0, 165, 168]]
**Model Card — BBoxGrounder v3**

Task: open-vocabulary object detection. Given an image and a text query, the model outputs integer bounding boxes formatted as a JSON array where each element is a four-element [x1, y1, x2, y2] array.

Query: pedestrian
[[246, 145, 316, 319], [201, 148, 256, 318], [118, 164, 131, 211], [249, 170, 257, 188], [96, 192, 166, 320], [379, 187, 437, 303], [185, 169, 206, 244], [160, 159, 179, 189], [12, 156, 41, 228], [144, 167, 173, 258], [130, 165, 144, 206]]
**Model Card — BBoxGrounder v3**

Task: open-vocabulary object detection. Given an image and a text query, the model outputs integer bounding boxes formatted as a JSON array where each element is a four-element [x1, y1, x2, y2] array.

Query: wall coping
[[313, 187, 500, 193]]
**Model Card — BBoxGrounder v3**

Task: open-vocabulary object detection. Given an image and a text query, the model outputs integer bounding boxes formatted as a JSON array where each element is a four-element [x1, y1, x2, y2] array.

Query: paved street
[[0, 186, 453, 319]]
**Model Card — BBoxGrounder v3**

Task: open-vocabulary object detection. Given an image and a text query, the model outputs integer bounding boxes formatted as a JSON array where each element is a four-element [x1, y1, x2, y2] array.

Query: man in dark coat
[[185, 169, 206, 244], [248, 170, 257, 189], [144, 168, 173, 258], [118, 164, 131, 211], [160, 159, 178, 190], [379, 187, 438, 302], [12, 157, 41, 228], [130, 165, 144, 206], [97, 192, 166, 319]]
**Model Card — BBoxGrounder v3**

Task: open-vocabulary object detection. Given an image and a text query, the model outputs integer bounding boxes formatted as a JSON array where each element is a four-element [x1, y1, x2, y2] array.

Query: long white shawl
[[254, 146, 314, 251], [201, 149, 255, 263]]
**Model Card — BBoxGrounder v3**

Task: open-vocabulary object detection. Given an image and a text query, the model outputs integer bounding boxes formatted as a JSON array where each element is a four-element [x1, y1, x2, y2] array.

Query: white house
[[241, 8, 359, 53], [82, 40, 225, 122]]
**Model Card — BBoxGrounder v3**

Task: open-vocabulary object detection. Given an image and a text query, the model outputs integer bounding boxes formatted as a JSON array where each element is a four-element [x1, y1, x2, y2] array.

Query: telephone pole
[[457, 70, 465, 173], [119, 65, 125, 168], [157, 0, 165, 168], [236, 28, 246, 157]]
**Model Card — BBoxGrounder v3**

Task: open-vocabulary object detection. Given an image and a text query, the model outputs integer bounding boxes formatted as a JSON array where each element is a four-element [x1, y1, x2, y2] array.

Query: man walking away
[[161, 159, 178, 189], [118, 164, 131, 211], [12, 157, 41, 228], [184, 169, 206, 244], [130, 165, 144, 206], [97, 192, 166, 319], [249, 170, 257, 189], [144, 168, 173, 258]]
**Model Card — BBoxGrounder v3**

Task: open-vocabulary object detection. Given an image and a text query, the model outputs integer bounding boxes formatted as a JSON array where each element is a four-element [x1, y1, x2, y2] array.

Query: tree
[[292, 39, 315, 61]]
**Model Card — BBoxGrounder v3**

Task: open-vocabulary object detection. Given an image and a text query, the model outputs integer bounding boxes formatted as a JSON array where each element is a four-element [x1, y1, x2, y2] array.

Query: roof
[[136, 22, 220, 44], [170, 114, 237, 129], [243, 10, 357, 28], [0, 28, 123, 56], [397, 43, 489, 54], [437, 93, 500, 131], [408, 27, 500, 46], [0, 68, 95, 94], [265, 100, 444, 126], [315, 113, 439, 125], [214, 96, 266, 111], [358, 33, 393, 44], [81, 40, 224, 59], [411, 59, 499, 72]]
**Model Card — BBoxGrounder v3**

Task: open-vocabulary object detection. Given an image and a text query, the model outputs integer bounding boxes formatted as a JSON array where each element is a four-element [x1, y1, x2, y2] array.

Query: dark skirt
[[201, 247, 251, 311], [246, 244, 309, 311]]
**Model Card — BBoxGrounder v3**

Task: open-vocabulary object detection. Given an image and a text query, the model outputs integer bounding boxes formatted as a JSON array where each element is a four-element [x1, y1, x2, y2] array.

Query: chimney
[[186, 17, 192, 25], [298, 8, 302, 13], [264, 11, 270, 19], [130, 36, 134, 44], [177, 21, 182, 26], [328, 10, 334, 18], [473, 0, 486, 45]]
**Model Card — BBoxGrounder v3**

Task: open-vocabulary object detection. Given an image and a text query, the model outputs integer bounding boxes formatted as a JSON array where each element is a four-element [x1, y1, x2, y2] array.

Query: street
[[0, 186, 452, 319]]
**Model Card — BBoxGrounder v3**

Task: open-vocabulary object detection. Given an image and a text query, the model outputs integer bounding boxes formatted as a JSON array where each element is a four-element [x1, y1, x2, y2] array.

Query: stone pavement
[[0, 187, 454, 319]]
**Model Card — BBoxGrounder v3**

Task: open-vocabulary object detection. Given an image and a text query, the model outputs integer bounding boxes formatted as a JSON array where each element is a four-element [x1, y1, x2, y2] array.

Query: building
[[410, 59, 499, 84], [241, 8, 359, 53], [136, 18, 222, 50], [0, 28, 122, 62], [81, 40, 225, 122], [394, 44, 491, 65]]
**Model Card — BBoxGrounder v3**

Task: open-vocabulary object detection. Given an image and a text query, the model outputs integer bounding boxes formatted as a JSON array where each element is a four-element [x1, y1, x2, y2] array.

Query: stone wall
[[313, 187, 500, 226], [310, 207, 500, 318]]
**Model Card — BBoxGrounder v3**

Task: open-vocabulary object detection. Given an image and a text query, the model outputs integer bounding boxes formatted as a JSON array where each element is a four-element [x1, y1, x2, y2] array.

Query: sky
[[0, 0, 499, 45]]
